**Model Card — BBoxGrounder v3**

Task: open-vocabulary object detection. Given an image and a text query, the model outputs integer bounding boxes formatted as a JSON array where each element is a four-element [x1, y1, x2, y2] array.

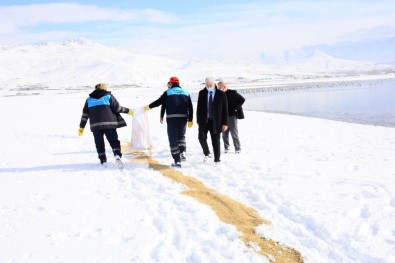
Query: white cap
[[217, 77, 225, 83]]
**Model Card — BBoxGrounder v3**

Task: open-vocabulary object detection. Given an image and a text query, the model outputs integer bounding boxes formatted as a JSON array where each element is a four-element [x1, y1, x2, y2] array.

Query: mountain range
[[0, 38, 393, 89], [261, 36, 395, 64]]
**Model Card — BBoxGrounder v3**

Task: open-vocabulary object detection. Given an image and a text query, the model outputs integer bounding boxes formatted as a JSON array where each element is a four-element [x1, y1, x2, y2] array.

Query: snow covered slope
[[0, 39, 182, 89]]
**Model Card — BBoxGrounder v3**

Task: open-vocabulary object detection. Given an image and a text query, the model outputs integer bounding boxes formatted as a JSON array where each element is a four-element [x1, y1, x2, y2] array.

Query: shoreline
[[234, 75, 395, 95], [254, 110, 395, 129]]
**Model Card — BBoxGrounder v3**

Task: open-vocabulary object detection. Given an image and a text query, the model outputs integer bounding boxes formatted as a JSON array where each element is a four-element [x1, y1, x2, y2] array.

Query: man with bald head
[[196, 77, 228, 163]]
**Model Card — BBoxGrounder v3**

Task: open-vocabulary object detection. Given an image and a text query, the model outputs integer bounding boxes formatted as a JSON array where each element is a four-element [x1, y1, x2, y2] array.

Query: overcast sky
[[1, 0, 395, 59]]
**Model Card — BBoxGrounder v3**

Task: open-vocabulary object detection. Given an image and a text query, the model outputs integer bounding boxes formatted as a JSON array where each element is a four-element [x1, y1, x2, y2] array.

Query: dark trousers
[[92, 129, 121, 162], [167, 118, 187, 162], [198, 120, 221, 162]]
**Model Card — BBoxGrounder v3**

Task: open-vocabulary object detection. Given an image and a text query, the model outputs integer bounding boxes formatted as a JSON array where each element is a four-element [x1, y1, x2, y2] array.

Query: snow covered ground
[[1, 87, 394, 262]]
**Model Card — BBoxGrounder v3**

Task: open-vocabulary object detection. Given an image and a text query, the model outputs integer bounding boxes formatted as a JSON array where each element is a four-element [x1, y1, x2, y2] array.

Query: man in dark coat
[[218, 79, 245, 154], [144, 77, 193, 167], [78, 83, 134, 165], [196, 76, 228, 163]]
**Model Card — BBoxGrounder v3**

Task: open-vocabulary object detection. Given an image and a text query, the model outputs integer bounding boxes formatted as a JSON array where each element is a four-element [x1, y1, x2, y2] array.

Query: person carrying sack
[[78, 83, 134, 166]]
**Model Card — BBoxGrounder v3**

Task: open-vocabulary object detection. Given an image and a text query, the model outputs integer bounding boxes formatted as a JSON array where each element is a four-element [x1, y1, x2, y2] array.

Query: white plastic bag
[[131, 108, 152, 150]]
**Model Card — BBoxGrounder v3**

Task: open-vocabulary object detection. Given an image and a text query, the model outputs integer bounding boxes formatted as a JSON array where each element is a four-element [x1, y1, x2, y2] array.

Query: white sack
[[131, 108, 152, 150]]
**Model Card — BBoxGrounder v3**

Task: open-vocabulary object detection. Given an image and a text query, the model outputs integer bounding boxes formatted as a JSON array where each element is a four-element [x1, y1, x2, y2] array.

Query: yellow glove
[[188, 121, 193, 128], [78, 128, 84, 136], [128, 110, 134, 117], [144, 105, 150, 111]]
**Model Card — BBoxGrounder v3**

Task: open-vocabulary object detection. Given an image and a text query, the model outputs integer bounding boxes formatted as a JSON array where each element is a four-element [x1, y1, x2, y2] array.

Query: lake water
[[242, 78, 395, 127]]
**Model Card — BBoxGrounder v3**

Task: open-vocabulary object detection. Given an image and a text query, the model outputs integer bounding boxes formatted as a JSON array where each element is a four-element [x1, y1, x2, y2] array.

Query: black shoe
[[113, 149, 121, 157], [171, 162, 181, 168], [180, 152, 186, 161], [100, 159, 107, 164]]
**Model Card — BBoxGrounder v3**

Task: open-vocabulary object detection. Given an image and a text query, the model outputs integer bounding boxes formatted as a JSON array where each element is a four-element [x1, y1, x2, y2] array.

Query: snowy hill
[[278, 51, 388, 72], [0, 39, 393, 90], [302, 36, 395, 64], [261, 36, 395, 65], [0, 39, 182, 89]]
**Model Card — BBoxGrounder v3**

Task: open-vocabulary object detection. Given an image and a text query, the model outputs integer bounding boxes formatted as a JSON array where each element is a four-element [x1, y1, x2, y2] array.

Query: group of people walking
[[78, 76, 245, 168]]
